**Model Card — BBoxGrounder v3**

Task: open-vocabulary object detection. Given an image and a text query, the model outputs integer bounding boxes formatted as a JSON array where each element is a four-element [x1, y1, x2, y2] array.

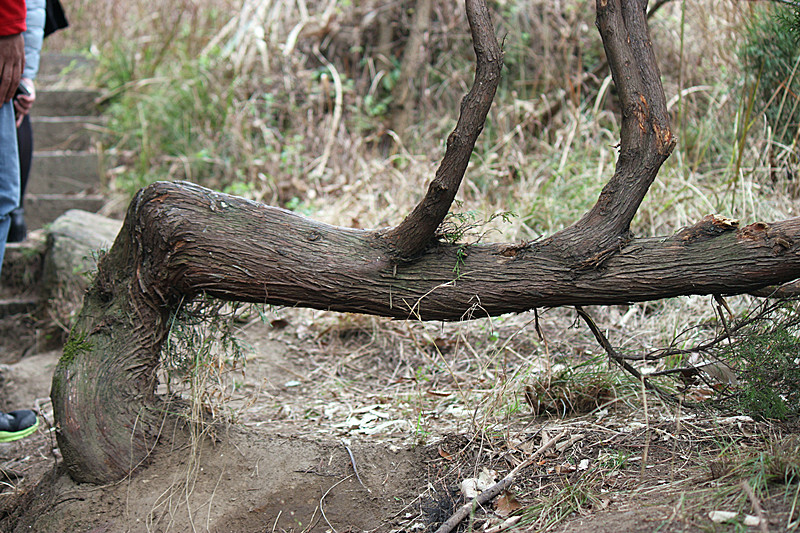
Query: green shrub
[[719, 314, 800, 420], [739, 4, 800, 144]]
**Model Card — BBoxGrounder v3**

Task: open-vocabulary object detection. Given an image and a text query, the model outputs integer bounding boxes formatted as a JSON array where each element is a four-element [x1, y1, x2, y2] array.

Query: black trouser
[[16, 113, 32, 206]]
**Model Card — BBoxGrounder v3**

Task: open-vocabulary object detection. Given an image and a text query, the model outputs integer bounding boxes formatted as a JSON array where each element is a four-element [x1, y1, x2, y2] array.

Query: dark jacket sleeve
[[0, 0, 27, 36], [44, 0, 68, 37]]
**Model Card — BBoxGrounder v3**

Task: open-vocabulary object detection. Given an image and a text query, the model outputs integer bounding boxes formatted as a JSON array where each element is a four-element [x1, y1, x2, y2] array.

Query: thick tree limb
[[122, 192, 800, 317], [384, 0, 502, 258], [553, 0, 675, 266], [70, 187, 800, 320], [52, 183, 800, 483], [49, 0, 800, 485]]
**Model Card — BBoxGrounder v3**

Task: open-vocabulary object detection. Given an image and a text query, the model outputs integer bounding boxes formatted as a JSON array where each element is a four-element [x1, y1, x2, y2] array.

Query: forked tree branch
[[50, 0, 800, 485], [383, 0, 503, 258]]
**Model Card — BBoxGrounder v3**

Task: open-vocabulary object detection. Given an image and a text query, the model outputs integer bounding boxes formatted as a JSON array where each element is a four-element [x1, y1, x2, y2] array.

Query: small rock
[[708, 510, 737, 523], [743, 515, 762, 527]]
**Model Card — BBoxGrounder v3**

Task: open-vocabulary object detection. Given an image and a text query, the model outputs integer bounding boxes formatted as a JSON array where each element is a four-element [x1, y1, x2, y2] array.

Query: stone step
[[24, 195, 107, 231], [32, 116, 106, 151], [0, 238, 46, 294], [15, 52, 110, 247], [29, 151, 101, 193], [33, 89, 102, 118], [27, 170, 99, 195], [36, 52, 96, 86]]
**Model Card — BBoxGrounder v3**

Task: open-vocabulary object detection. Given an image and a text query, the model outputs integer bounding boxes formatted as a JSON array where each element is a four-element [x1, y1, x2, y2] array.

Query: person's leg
[[0, 102, 20, 273], [7, 113, 31, 242], [0, 106, 36, 442]]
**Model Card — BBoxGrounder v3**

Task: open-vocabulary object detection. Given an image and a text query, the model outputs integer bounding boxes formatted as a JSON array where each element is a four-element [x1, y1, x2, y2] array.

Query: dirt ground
[[0, 307, 797, 532]]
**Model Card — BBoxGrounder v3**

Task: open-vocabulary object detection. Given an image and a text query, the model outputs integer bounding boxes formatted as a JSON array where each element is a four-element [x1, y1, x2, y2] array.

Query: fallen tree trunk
[[50, 0, 800, 484], [80, 184, 800, 318], [52, 181, 800, 483]]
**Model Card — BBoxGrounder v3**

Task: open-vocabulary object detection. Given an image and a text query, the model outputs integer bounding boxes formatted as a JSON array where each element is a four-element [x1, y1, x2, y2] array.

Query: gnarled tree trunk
[[51, 0, 800, 484]]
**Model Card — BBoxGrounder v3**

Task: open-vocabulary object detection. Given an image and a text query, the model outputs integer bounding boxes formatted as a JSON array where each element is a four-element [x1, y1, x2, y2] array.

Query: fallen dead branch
[[433, 429, 568, 533]]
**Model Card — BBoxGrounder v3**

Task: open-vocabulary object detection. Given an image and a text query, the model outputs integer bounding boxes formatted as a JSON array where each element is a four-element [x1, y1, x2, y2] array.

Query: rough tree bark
[[52, 0, 800, 484]]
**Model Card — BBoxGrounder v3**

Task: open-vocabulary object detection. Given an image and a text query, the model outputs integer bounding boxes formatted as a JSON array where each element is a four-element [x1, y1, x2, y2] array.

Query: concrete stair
[[35, 52, 95, 87], [0, 236, 44, 318], [26, 53, 106, 232], [0, 53, 107, 326]]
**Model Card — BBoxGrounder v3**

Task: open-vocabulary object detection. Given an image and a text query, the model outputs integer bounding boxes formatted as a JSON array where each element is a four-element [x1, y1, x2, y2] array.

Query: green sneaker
[[0, 410, 38, 443]]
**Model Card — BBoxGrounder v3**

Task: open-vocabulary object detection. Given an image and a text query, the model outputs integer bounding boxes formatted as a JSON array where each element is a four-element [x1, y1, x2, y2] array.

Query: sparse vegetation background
[[45, 0, 796, 236], [29, 0, 800, 531]]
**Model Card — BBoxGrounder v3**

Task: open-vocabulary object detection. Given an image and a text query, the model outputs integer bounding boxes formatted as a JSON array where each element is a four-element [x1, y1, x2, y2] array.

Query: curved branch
[[554, 0, 676, 266], [383, 0, 503, 258]]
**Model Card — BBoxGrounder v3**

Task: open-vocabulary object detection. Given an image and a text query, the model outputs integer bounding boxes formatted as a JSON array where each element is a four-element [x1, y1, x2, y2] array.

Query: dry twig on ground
[[433, 429, 568, 533]]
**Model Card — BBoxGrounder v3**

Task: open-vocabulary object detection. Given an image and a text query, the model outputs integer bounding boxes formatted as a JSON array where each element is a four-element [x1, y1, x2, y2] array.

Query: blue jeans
[[0, 102, 21, 276]]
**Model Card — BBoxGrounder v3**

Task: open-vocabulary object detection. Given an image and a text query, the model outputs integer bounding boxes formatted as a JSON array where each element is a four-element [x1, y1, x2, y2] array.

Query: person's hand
[[0, 34, 24, 103], [14, 78, 35, 126]]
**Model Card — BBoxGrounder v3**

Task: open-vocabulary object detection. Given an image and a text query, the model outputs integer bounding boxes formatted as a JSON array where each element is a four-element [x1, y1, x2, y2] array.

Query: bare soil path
[[0, 308, 797, 532]]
